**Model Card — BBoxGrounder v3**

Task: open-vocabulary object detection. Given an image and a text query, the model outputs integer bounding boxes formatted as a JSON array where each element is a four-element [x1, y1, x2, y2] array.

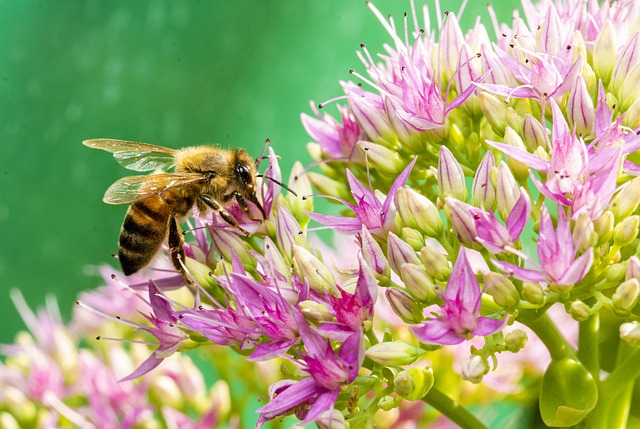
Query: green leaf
[[540, 358, 598, 427]]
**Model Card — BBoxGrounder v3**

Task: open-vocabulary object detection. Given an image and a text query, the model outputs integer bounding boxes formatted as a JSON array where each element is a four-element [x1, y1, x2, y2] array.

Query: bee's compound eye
[[236, 164, 252, 184]]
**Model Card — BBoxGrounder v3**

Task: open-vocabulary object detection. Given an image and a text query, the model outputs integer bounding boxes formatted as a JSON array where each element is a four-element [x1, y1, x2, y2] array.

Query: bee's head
[[235, 150, 266, 219]]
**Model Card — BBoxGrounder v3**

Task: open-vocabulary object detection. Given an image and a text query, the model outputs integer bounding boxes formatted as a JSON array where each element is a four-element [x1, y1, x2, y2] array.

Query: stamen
[[348, 69, 389, 97], [257, 174, 298, 196], [317, 94, 349, 109], [255, 138, 271, 170], [75, 300, 140, 328], [366, 1, 407, 53], [43, 391, 94, 428], [95, 336, 160, 346]]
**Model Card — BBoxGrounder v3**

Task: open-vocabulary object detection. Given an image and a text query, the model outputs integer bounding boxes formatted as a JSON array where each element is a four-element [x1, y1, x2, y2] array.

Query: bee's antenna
[[257, 174, 298, 197], [255, 138, 271, 170]]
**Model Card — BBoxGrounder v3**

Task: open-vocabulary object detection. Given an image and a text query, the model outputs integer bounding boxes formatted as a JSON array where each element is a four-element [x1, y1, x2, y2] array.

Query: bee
[[84, 138, 269, 280]]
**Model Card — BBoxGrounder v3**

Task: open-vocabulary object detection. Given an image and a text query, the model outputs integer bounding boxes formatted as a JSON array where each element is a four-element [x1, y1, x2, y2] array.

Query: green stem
[[586, 344, 640, 428], [577, 314, 599, 379], [520, 312, 576, 360], [423, 386, 487, 429]]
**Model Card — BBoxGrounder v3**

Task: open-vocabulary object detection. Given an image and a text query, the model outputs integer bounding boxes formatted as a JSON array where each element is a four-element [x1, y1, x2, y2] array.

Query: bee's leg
[[224, 191, 263, 222], [168, 215, 190, 282], [200, 195, 250, 236]]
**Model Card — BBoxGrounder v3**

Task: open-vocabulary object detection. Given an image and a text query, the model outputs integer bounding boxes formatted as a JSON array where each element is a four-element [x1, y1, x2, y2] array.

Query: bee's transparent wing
[[83, 139, 177, 172], [103, 173, 207, 205]]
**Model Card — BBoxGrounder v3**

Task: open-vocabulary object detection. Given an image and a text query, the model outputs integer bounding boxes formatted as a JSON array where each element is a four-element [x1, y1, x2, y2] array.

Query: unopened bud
[[471, 151, 496, 209], [307, 172, 348, 199], [594, 211, 615, 245], [438, 146, 468, 202], [401, 263, 438, 304], [184, 258, 217, 290], [401, 227, 426, 250], [461, 355, 489, 383], [613, 215, 640, 247], [627, 256, 640, 281], [1, 386, 36, 424], [358, 141, 405, 175], [0, 413, 20, 429], [623, 98, 640, 130], [522, 281, 545, 305], [150, 375, 184, 409], [366, 341, 425, 366], [572, 213, 597, 253], [620, 321, 640, 347], [445, 198, 478, 246], [612, 278, 640, 315], [496, 161, 521, 221], [567, 74, 595, 136], [593, 21, 616, 85], [276, 205, 309, 260], [293, 245, 338, 295], [611, 177, 640, 220], [386, 287, 424, 324], [479, 91, 508, 136], [387, 232, 422, 277], [569, 300, 591, 322], [286, 162, 313, 220], [209, 228, 256, 269], [394, 367, 434, 400], [359, 226, 390, 282], [607, 262, 627, 284], [502, 126, 530, 181], [299, 300, 334, 322], [378, 395, 397, 412], [484, 272, 520, 309], [420, 246, 451, 281], [505, 329, 528, 352], [396, 187, 443, 237], [316, 409, 347, 429], [522, 113, 548, 151]]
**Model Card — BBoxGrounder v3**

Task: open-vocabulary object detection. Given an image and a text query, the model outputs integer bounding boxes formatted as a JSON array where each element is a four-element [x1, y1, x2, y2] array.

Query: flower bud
[[316, 409, 347, 429], [358, 226, 390, 282], [387, 232, 422, 277], [299, 300, 334, 322], [620, 321, 640, 347], [184, 258, 217, 290], [522, 281, 545, 305], [611, 33, 640, 101], [623, 98, 640, 130], [1, 386, 37, 424], [567, 74, 595, 136], [209, 228, 256, 269], [377, 395, 397, 412], [286, 162, 313, 221], [366, 341, 425, 366], [483, 272, 520, 309], [471, 151, 496, 209], [505, 329, 528, 352], [420, 245, 451, 281], [569, 300, 591, 322], [437, 146, 468, 202], [445, 198, 478, 246], [607, 262, 627, 284], [394, 367, 434, 400], [627, 256, 640, 281], [594, 210, 614, 245], [293, 245, 338, 295], [396, 187, 443, 237], [611, 177, 640, 221], [307, 172, 349, 199], [461, 355, 489, 383], [496, 162, 522, 221], [613, 215, 640, 247], [386, 287, 424, 324], [572, 213, 597, 253], [358, 141, 405, 175], [346, 86, 394, 147], [276, 205, 308, 260], [593, 21, 616, 84], [479, 91, 508, 136], [0, 413, 20, 429], [612, 278, 639, 315], [522, 113, 548, 151], [401, 227, 426, 250], [150, 375, 184, 410], [401, 263, 438, 304], [618, 63, 640, 111], [502, 126, 530, 181]]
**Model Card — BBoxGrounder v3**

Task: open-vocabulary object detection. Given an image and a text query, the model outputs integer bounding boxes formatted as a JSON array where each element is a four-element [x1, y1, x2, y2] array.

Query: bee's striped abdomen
[[118, 197, 170, 275]]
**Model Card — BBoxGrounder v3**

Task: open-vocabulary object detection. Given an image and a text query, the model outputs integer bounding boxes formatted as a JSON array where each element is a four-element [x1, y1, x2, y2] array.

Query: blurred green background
[[0, 0, 516, 344]]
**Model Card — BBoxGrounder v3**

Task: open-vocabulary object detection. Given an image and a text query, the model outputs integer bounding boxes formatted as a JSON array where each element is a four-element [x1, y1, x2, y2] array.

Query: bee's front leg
[[224, 191, 263, 222], [168, 215, 190, 283], [200, 195, 250, 236]]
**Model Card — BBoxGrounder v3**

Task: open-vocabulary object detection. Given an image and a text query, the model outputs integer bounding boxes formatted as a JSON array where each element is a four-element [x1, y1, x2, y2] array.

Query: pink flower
[[413, 248, 506, 345]]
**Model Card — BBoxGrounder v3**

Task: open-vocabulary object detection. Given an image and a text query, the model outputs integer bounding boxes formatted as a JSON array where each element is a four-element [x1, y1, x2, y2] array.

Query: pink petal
[[485, 140, 549, 171], [412, 319, 465, 345], [557, 250, 594, 286], [492, 260, 546, 283], [472, 316, 507, 336]]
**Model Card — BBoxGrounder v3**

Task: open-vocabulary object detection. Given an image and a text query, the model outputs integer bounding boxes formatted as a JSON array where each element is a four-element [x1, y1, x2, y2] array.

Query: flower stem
[[423, 386, 487, 429], [578, 314, 599, 378], [520, 311, 576, 360]]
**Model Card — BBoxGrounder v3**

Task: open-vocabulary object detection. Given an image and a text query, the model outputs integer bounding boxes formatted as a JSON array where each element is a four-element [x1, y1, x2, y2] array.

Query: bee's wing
[[103, 173, 207, 205], [83, 139, 177, 172]]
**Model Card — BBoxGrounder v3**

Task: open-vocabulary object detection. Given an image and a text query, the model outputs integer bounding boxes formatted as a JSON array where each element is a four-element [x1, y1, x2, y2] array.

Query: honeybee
[[84, 138, 268, 280]]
